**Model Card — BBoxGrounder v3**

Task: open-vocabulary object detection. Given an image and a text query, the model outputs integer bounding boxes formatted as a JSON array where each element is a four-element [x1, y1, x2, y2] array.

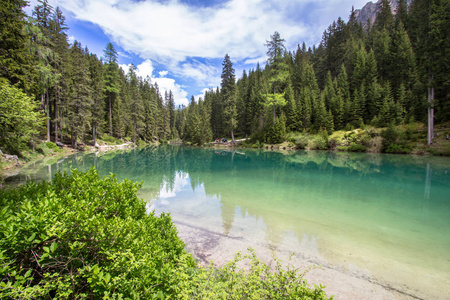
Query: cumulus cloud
[[120, 60, 189, 106], [52, 0, 304, 64], [31, 0, 371, 102]]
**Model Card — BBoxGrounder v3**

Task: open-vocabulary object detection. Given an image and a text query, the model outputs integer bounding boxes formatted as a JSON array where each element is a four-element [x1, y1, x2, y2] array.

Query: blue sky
[[25, 0, 370, 106]]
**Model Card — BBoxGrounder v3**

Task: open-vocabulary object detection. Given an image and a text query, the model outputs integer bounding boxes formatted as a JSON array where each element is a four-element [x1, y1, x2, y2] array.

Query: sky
[[25, 0, 371, 106]]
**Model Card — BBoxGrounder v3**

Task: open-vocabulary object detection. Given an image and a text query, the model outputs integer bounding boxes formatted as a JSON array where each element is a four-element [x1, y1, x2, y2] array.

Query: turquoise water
[[5, 146, 450, 298]]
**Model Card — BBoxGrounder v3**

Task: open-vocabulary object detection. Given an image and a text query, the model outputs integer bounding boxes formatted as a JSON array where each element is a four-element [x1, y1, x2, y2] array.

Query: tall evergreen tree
[[0, 0, 34, 90], [103, 42, 120, 136], [265, 32, 289, 126], [67, 41, 92, 148], [221, 54, 237, 142]]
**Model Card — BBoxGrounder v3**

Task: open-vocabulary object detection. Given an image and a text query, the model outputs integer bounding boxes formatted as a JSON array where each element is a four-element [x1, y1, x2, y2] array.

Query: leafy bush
[[0, 81, 43, 155], [308, 136, 328, 150], [187, 249, 329, 299], [385, 143, 411, 154], [0, 168, 194, 298], [381, 124, 398, 152], [99, 134, 122, 145], [136, 139, 147, 147], [348, 142, 367, 152], [0, 169, 330, 299], [252, 140, 262, 148], [294, 135, 309, 149], [336, 145, 349, 151]]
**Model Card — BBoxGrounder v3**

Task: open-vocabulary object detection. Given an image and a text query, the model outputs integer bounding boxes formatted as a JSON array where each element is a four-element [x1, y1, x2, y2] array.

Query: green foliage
[[99, 133, 122, 145], [384, 143, 411, 154], [136, 139, 147, 147], [348, 142, 367, 152], [188, 249, 330, 299], [0, 169, 331, 299], [0, 168, 194, 298], [308, 134, 329, 150], [36, 141, 62, 155], [381, 123, 398, 151], [0, 81, 43, 155]]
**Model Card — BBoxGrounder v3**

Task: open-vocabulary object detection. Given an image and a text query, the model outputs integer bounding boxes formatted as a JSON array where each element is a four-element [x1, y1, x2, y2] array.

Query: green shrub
[[0, 169, 330, 299], [348, 142, 367, 152], [385, 143, 411, 154], [37, 142, 61, 155], [136, 139, 147, 147], [252, 140, 262, 148], [294, 135, 309, 149], [381, 124, 398, 152], [0, 168, 194, 298], [187, 249, 329, 299], [309, 136, 328, 150], [336, 145, 349, 151], [99, 134, 122, 145]]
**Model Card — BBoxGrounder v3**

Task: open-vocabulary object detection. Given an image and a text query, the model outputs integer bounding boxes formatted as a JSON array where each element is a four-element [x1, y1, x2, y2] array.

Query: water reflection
[[3, 147, 450, 296]]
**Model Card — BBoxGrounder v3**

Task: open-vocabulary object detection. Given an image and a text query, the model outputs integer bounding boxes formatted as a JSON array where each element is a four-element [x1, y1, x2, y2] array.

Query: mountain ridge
[[354, 0, 412, 26]]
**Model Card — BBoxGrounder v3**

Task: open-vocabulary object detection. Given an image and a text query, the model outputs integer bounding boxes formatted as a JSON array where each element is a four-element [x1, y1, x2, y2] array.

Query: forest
[[0, 0, 449, 155]]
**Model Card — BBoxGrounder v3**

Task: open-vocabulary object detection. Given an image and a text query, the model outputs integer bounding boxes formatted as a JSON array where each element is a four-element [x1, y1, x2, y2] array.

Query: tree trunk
[[273, 82, 277, 126], [273, 103, 276, 126], [231, 129, 235, 143], [54, 88, 59, 143], [427, 84, 434, 145], [109, 93, 112, 136], [46, 88, 50, 142], [93, 124, 97, 147]]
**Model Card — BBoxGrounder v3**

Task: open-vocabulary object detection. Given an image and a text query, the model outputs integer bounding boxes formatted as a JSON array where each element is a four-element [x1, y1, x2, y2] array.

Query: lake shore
[[173, 216, 443, 300]]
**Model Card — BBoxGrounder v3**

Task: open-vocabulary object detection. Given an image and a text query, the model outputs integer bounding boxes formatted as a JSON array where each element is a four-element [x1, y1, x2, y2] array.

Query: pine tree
[[103, 42, 120, 136], [168, 90, 175, 137], [374, 0, 395, 31], [88, 53, 104, 146], [67, 41, 92, 148], [284, 81, 298, 131], [395, 0, 409, 27], [0, 0, 34, 91], [265, 32, 289, 126], [221, 54, 237, 142]]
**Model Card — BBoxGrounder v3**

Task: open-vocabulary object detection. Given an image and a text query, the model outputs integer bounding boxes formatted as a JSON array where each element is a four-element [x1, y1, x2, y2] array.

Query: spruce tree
[[220, 54, 237, 142], [67, 41, 92, 148], [0, 0, 34, 90], [88, 53, 104, 146], [103, 42, 120, 136], [265, 32, 289, 126]]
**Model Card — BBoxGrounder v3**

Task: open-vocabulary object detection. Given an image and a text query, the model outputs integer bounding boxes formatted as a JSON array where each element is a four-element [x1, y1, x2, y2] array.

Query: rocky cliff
[[354, 0, 412, 26]]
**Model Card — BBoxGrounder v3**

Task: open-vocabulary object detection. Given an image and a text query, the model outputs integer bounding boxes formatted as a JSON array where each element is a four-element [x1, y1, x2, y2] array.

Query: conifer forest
[[1, 0, 449, 154]]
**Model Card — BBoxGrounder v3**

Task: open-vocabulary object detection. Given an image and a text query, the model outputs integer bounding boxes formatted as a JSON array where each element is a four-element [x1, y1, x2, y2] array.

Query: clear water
[[4, 146, 450, 298]]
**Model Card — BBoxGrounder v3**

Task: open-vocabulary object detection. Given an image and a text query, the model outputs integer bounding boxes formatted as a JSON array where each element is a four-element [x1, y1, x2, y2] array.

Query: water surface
[[4, 146, 450, 299]]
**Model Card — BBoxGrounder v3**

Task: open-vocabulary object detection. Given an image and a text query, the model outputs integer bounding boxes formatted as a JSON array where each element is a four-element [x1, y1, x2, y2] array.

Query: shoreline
[[0, 142, 138, 183], [172, 217, 439, 300]]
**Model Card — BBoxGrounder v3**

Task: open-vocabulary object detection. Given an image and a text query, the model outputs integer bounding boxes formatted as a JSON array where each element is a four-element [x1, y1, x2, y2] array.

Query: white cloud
[[120, 60, 189, 106], [243, 56, 266, 65], [158, 70, 168, 77], [34, 0, 372, 98], [68, 35, 76, 44], [194, 88, 213, 103], [52, 0, 306, 65]]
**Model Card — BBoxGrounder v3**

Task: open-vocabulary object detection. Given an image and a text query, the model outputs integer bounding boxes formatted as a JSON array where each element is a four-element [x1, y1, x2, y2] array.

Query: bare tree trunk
[[231, 129, 235, 143], [46, 88, 50, 142], [427, 83, 434, 145], [54, 88, 58, 143], [93, 124, 97, 147], [273, 83, 276, 126], [109, 94, 113, 136]]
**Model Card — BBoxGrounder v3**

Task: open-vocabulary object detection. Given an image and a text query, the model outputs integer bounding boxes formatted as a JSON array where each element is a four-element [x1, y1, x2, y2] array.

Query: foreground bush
[[0, 169, 330, 299]]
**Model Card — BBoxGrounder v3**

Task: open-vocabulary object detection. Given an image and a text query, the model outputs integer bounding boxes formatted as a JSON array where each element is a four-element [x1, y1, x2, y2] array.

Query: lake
[[4, 146, 450, 299]]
